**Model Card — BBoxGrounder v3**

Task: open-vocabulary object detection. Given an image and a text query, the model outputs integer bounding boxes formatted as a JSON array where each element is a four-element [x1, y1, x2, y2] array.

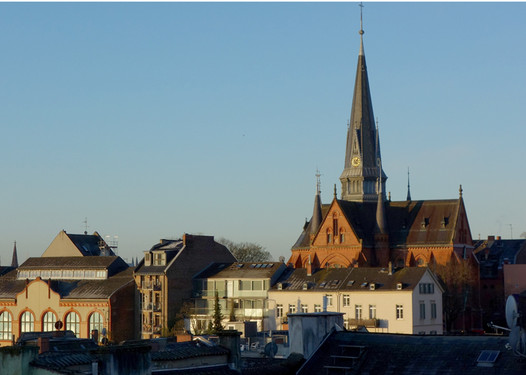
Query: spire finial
[[359, 2, 365, 56], [407, 167, 412, 201], [334, 184, 337, 199], [11, 241, 19, 268], [315, 169, 321, 195], [459, 184, 463, 198]]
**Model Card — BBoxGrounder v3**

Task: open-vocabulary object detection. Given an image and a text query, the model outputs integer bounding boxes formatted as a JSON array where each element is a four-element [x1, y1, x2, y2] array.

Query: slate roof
[[298, 331, 526, 375], [19, 256, 125, 270], [293, 199, 462, 249], [134, 239, 184, 275], [195, 262, 282, 280], [151, 341, 229, 361], [271, 266, 430, 292], [0, 267, 134, 300], [0, 266, 14, 277], [32, 352, 95, 372], [66, 232, 115, 256]]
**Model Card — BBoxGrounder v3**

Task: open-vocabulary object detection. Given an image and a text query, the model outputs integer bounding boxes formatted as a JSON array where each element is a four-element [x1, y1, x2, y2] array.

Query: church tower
[[340, 9, 387, 202]]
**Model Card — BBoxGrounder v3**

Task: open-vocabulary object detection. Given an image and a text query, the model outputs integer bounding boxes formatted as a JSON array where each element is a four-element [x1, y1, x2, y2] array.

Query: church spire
[[340, 3, 387, 202], [375, 125, 387, 234], [11, 241, 18, 268]]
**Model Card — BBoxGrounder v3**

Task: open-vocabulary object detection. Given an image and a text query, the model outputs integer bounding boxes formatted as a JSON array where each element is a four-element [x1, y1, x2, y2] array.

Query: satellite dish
[[509, 326, 520, 351], [506, 294, 520, 329]]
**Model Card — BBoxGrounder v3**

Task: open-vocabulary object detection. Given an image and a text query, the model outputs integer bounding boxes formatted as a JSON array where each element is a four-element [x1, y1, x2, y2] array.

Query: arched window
[[326, 229, 332, 244], [20, 311, 34, 334], [42, 311, 57, 332], [89, 312, 104, 341], [65, 312, 80, 336], [340, 230, 345, 244], [0, 311, 12, 340]]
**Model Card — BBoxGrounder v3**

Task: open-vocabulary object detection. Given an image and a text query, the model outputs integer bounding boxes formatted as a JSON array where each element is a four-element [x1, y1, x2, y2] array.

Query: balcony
[[347, 318, 378, 328]]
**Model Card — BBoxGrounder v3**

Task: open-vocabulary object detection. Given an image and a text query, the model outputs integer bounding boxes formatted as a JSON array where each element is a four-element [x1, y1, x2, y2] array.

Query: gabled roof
[[41, 230, 115, 257], [195, 262, 283, 280], [388, 199, 461, 246], [293, 198, 465, 250], [271, 266, 432, 292]]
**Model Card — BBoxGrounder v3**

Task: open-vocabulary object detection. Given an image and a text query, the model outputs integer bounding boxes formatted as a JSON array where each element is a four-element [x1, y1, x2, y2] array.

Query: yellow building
[[0, 231, 136, 346], [268, 266, 443, 335]]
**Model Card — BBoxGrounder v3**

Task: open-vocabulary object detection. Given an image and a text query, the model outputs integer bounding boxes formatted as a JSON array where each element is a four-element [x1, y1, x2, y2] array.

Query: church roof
[[292, 198, 464, 250]]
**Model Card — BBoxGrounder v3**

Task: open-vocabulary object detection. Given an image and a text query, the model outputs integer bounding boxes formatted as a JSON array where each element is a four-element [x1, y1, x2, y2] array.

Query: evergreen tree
[[212, 292, 224, 333]]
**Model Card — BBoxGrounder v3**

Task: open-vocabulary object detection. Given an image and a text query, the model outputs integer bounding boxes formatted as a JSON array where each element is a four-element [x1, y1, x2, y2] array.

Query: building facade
[[189, 261, 286, 334], [133, 234, 236, 339], [268, 266, 444, 335], [0, 255, 136, 346]]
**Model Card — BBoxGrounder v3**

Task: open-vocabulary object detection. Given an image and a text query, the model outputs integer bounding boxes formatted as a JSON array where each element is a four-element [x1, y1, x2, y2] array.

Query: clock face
[[351, 156, 361, 167]]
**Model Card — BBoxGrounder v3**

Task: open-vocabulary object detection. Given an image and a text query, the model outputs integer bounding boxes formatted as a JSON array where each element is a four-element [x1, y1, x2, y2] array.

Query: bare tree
[[217, 238, 273, 262], [431, 258, 476, 332]]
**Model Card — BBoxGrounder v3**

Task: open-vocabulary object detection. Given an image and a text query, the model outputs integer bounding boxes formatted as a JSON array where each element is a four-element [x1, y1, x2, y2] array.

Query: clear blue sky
[[1, 2, 525, 264]]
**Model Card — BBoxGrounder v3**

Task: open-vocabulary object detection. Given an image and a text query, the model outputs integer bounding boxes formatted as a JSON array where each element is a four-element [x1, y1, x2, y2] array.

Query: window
[[276, 304, 283, 318], [369, 305, 376, 319], [327, 230, 332, 244], [355, 305, 362, 320], [326, 295, 333, 306], [42, 311, 56, 332], [431, 301, 437, 319], [396, 305, 404, 320], [66, 312, 80, 336], [301, 304, 308, 313], [314, 304, 322, 312], [419, 283, 434, 294], [0, 311, 12, 340], [419, 302, 426, 320], [240, 280, 252, 290], [343, 295, 350, 307], [20, 311, 34, 333], [289, 304, 296, 314], [89, 312, 104, 341]]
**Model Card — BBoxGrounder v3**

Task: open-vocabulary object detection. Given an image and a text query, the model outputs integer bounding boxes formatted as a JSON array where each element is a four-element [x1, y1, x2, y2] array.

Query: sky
[[1, 2, 525, 265]]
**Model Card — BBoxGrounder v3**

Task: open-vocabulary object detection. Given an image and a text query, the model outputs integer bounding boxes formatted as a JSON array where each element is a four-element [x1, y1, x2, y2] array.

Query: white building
[[268, 265, 444, 335], [189, 262, 286, 334]]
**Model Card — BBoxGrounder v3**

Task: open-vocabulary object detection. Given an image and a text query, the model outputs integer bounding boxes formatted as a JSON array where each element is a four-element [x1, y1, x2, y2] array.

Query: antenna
[[105, 235, 119, 255], [315, 169, 322, 195], [82, 217, 89, 234]]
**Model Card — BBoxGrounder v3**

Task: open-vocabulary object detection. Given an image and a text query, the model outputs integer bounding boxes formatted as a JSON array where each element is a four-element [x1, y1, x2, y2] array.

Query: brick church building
[[287, 20, 474, 273]]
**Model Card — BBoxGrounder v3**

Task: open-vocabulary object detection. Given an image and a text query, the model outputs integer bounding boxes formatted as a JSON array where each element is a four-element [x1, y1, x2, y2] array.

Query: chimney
[[488, 235, 495, 241], [217, 330, 241, 370], [38, 337, 50, 354], [496, 236, 501, 241], [183, 233, 192, 246], [306, 255, 312, 277], [388, 261, 393, 276]]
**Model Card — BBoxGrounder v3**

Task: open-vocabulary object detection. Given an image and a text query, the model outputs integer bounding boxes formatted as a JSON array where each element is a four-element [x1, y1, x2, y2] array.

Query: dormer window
[[145, 253, 151, 266], [277, 283, 283, 290], [397, 283, 403, 290], [421, 218, 430, 228], [441, 217, 449, 228], [302, 282, 308, 290]]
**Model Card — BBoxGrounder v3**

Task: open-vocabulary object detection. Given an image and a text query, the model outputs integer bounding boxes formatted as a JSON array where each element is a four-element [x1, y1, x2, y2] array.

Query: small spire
[[388, 191, 391, 201], [11, 241, 19, 268], [407, 167, 412, 201], [359, 2, 365, 56], [459, 184, 463, 198], [311, 173, 323, 236], [334, 184, 337, 199], [315, 169, 321, 195]]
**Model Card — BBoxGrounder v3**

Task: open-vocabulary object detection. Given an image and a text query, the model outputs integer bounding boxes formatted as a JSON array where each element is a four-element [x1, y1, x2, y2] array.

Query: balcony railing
[[347, 318, 378, 328]]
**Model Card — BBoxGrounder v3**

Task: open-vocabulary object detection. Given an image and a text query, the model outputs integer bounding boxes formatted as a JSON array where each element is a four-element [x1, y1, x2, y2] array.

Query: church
[[287, 19, 474, 271]]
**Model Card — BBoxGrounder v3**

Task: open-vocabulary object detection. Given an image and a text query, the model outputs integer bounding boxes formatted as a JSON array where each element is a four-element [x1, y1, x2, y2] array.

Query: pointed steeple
[[11, 241, 19, 268], [375, 139, 387, 234], [340, 4, 387, 202], [310, 171, 323, 236], [407, 167, 412, 201]]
